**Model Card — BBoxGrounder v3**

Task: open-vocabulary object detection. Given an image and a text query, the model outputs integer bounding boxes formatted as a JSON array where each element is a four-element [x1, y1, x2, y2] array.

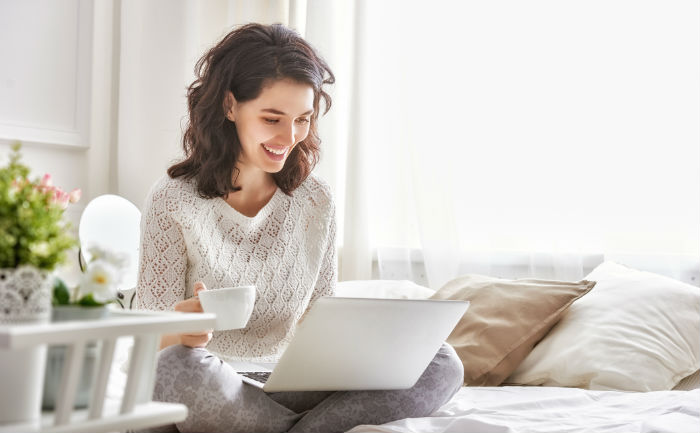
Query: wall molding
[[0, 124, 86, 148], [0, 0, 93, 149]]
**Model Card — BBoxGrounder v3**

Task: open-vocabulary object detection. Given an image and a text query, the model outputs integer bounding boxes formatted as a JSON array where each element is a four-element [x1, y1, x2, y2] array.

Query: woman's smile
[[262, 143, 289, 161], [229, 78, 314, 174]]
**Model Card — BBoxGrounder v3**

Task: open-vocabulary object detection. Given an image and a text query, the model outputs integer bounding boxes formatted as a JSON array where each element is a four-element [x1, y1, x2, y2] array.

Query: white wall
[[0, 0, 226, 214], [0, 0, 97, 227], [116, 0, 194, 208]]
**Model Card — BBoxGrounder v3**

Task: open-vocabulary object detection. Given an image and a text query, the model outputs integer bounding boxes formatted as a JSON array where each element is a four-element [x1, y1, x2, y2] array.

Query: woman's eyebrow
[[261, 108, 314, 116]]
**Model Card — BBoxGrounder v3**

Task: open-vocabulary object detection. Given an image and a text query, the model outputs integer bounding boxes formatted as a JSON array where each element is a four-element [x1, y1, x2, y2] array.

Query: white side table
[[0, 308, 215, 433]]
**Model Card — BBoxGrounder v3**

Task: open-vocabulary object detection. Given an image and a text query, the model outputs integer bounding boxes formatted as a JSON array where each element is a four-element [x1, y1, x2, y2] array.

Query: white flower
[[87, 244, 130, 270], [86, 245, 108, 261], [78, 259, 118, 303]]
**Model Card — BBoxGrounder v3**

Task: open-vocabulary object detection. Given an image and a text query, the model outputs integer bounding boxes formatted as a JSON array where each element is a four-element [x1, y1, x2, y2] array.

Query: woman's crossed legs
[[151, 343, 463, 433]]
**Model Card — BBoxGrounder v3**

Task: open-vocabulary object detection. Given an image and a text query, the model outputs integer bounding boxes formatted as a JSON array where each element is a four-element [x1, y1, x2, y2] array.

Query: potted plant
[[43, 245, 129, 410], [0, 140, 82, 318], [0, 142, 81, 323], [0, 141, 80, 424], [52, 244, 128, 313]]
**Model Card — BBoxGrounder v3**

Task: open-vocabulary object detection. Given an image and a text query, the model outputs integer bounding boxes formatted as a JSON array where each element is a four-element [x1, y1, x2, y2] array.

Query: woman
[[136, 23, 463, 433]]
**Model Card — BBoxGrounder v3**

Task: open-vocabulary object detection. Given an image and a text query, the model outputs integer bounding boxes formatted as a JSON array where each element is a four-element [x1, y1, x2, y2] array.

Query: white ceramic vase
[[0, 265, 52, 426]]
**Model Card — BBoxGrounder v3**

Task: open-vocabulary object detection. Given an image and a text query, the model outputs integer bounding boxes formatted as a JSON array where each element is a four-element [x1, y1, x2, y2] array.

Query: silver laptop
[[229, 296, 469, 392]]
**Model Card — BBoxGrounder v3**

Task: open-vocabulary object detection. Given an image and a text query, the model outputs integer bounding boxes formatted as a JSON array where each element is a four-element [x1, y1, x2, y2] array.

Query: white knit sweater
[[135, 173, 336, 362]]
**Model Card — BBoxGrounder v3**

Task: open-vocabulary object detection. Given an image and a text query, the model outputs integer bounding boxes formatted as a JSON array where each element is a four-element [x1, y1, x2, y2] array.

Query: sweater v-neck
[[217, 187, 283, 226]]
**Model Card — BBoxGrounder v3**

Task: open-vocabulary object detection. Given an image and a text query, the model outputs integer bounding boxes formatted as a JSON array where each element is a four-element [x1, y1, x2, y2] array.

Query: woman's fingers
[[173, 281, 207, 313], [193, 281, 207, 296], [174, 297, 202, 313], [176, 281, 213, 347], [189, 282, 206, 312]]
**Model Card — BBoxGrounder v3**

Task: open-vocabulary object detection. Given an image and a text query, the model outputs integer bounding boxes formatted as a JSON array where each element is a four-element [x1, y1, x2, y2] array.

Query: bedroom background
[[0, 0, 698, 290]]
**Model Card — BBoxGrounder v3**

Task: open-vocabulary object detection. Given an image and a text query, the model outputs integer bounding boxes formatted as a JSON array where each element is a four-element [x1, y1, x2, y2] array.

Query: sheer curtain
[[343, 0, 700, 288]]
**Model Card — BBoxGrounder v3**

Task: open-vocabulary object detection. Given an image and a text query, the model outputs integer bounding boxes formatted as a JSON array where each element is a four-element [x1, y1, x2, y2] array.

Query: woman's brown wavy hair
[[168, 23, 335, 197]]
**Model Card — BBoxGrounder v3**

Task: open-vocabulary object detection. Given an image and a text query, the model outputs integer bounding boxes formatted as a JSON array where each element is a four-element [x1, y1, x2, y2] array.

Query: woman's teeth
[[263, 144, 286, 155]]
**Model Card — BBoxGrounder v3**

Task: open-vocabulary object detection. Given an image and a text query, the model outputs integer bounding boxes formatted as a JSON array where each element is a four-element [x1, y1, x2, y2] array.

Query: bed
[[103, 260, 700, 433], [335, 261, 700, 433], [347, 383, 700, 433]]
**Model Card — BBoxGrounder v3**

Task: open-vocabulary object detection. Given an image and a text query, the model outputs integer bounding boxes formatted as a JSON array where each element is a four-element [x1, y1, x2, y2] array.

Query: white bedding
[[347, 386, 700, 433]]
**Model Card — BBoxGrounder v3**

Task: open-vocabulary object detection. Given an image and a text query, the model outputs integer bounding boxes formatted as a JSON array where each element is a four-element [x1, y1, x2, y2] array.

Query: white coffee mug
[[198, 286, 256, 330]]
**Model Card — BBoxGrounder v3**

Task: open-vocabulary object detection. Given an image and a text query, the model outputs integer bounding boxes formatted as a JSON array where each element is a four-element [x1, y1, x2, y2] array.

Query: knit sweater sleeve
[[306, 199, 337, 309], [135, 179, 188, 311]]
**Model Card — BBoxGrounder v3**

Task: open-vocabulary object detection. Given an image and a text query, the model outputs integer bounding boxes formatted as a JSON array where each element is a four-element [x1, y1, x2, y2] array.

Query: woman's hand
[[173, 282, 213, 348]]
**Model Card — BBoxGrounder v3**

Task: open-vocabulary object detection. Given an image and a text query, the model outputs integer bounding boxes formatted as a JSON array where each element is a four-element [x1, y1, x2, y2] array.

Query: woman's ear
[[224, 91, 237, 122]]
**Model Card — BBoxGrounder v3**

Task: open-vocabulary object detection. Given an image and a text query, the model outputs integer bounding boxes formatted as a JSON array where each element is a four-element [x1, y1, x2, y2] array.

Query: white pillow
[[335, 280, 435, 299], [506, 261, 700, 391]]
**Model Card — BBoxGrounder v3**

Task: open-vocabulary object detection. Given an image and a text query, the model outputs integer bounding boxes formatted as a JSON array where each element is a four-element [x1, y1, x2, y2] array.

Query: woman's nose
[[278, 123, 296, 146]]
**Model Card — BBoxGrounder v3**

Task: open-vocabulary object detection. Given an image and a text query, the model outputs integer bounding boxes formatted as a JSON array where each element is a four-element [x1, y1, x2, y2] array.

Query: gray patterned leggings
[[150, 343, 463, 433]]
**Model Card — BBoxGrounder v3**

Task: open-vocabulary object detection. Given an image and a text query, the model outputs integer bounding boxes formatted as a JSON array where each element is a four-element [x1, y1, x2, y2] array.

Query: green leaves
[[53, 277, 113, 306], [76, 293, 104, 307], [0, 142, 77, 270], [52, 277, 71, 305]]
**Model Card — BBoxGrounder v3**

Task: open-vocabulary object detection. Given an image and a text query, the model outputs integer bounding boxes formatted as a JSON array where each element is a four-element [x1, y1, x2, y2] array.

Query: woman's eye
[[263, 118, 279, 124], [296, 118, 310, 124]]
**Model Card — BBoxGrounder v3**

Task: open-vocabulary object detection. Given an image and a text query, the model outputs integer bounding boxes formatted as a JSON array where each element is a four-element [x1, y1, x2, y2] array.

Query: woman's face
[[228, 79, 314, 175]]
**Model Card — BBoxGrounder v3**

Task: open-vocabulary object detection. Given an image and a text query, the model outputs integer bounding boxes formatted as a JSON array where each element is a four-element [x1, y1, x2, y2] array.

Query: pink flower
[[40, 173, 53, 188], [54, 190, 70, 209], [29, 173, 79, 210], [68, 188, 81, 203]]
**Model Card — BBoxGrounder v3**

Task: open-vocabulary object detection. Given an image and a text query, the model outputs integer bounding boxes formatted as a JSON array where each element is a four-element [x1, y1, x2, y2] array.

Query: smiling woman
[[135, 22, 465, 433], [167, 24, 333, 200], [224, 79, 314, 177]]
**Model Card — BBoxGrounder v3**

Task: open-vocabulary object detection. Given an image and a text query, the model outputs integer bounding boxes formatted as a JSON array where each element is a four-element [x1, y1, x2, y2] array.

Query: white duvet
[[347, 386, 700, 433]]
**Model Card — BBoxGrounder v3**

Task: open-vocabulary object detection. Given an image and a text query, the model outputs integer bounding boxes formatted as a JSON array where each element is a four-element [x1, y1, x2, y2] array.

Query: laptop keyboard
[[240, 371, 272, 384]]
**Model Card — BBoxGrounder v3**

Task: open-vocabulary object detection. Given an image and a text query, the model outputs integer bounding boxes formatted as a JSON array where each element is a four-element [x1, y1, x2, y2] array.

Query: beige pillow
[[430, 275, 595, 386]]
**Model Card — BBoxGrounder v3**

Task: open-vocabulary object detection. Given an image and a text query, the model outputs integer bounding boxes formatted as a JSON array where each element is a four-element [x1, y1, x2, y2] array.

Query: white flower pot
[[0, 266, 52, 426], [0, 266, 52, 324]]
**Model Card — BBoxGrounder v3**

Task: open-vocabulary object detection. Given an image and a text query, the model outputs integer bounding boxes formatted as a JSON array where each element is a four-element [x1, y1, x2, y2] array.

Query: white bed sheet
[[347, 386, 700, 433], [106, 339, 700, 433]]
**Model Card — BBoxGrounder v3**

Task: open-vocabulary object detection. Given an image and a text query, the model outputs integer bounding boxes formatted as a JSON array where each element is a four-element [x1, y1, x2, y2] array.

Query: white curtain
[[111, 0, 699, 288], [342, 0, 700, 288]]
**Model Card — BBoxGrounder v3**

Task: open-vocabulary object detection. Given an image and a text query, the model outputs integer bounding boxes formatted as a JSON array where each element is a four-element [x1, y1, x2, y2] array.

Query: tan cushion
[[430, 275, 595, 386]]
